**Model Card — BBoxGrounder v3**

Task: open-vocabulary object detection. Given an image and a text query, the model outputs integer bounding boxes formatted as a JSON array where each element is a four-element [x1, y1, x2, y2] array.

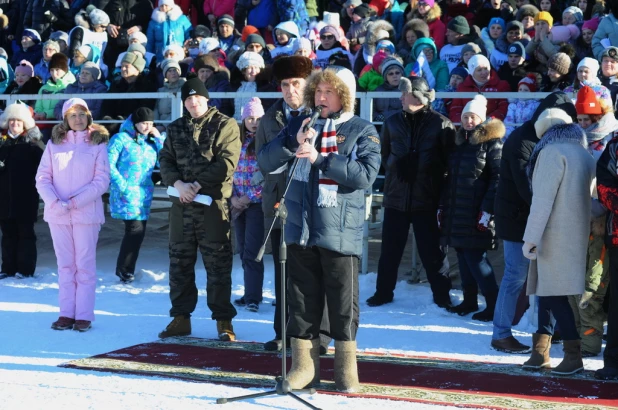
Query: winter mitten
[[579, 291, 594, 309], [522, 242, 537, 260], [477, 211, 491, 232], [437, 208, 444, 229]]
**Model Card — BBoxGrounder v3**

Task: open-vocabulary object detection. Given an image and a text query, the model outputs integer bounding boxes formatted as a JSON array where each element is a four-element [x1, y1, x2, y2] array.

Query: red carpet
[[60, 337, 618, 409]]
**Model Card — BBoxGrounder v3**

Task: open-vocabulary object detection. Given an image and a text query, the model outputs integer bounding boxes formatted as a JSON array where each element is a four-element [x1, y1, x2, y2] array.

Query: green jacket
[[359, 69, 384, 91], [35, 72, 76, 119]]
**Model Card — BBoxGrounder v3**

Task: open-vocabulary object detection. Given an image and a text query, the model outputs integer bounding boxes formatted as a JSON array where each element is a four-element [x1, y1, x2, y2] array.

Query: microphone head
[[315, 105, 324, 113]]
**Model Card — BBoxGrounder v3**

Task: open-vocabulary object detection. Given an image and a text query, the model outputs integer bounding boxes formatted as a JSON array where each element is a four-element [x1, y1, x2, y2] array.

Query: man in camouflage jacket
[[158, 75, 241, 341]]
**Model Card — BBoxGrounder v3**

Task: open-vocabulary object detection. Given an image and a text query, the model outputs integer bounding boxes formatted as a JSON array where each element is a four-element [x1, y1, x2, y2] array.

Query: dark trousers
[[537, 295, 580, 341], [455, 249, 499, 296], [287, 244, 359, 341], [271, 228, 286, 338], [605, 247, 618, 367], [0, 218, 37, 276], [116, 220, 147, 275], [376, 207, 451, 299], [234, 203, 265, 304]]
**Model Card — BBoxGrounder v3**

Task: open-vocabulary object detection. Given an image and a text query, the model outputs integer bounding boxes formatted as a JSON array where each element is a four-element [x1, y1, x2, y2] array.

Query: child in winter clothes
[[564, 57, 613, 108], [432, 66, 467, 116], [146, 0, 192, 61], [231, 97, 264, 312], [34, 54, 76, 121], [481, 17, 506, 55], [271, 21, 300, 59], [54, 63, 108, 121], [36, 98, 110, 332], [3, 61, 42, 110], [108, 108, 165, 284], [359, 50, 387, 91], [347, 4, 372, 53], [373, 56, 404, 121], [315, 25, 352, 69], [234, 51, 265, 122], [504, 74, 542, 137], [10, 29, 42, 69], [575, 18, 598, 64]]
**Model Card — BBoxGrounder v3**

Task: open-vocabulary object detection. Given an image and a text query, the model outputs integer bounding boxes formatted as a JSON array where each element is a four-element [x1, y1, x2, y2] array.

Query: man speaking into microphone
[[258, 66, 381, 393]]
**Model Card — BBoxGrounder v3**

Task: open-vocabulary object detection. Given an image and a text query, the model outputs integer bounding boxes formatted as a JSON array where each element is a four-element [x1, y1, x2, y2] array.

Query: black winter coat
[[441, 119, 504, 250], [494, 92, 577, 242], [101, 74, 157, 118], [0, 128, 45, 221], [2, 77, 43, 110], [92, 0, 152, 29], [381, 106, 455, 213]]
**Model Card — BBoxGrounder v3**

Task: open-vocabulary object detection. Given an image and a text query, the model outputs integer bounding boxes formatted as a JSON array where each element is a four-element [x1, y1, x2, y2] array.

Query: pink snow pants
[[49, 223, 100, 321]]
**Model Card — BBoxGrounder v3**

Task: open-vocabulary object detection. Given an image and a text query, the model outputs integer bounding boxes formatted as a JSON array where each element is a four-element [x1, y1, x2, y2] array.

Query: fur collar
[[455, 118, 505, 146], [413, 4, 441, 23], [51, 123, 109, 145], [151, 5, 183, 23], [364, 20, 394, 56]]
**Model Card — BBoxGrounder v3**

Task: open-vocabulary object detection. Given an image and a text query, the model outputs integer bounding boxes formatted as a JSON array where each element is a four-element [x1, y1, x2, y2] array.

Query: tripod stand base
[[216, 378, 321, 409]]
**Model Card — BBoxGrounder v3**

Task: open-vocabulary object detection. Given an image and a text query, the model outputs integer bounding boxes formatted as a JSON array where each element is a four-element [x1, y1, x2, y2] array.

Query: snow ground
[[0, 217, 606, 410]]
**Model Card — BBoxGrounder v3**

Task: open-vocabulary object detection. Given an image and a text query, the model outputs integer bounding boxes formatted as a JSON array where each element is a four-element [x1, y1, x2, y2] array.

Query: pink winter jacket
[[36, 124, 110, 225]]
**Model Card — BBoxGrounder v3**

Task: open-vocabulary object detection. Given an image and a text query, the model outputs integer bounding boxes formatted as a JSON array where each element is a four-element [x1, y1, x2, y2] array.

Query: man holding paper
[[158, 74, 241, 341]]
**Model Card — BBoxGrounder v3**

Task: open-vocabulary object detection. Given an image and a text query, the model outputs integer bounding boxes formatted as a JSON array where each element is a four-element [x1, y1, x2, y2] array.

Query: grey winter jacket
[[258, 114, 381, 256]]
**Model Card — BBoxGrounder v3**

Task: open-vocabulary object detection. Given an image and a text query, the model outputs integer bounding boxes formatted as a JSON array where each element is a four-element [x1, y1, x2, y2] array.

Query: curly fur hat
[[0, 102, 35, 130], [272, 56, 313, 83]]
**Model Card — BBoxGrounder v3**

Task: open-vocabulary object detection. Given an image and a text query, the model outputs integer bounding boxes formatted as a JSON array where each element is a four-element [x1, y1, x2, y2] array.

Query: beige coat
[[524, 143, 595, 297]]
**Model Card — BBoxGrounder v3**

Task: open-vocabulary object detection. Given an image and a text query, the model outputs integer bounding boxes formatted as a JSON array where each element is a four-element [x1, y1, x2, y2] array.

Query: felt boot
[[334, 340, 360, 393], [287, 338, 320, 389]]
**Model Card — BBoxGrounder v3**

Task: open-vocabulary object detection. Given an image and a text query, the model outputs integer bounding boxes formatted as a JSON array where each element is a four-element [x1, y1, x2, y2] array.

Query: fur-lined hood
[[456, 118, 506, 146], [151, 5, 184, 23], [51, 123, 109, 145], [413, 3, 441, 23], [363, 20, 395, 57]]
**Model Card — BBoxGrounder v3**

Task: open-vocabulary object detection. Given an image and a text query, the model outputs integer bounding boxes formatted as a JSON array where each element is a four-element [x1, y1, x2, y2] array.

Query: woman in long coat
[[522, 108, 595, 375]]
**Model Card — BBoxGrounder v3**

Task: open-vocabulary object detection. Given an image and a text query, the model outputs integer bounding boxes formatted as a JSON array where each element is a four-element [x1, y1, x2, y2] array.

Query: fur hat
[[163, 44, 185, 60], [245, 34, 266, 49], [236, 51, 264, 70], [548, 52, 571, 76], [194, 55, 219, 72], [42, 40, 60, 53], [518, 73, 537, 92], [507, 41, 525, 59], [129, 31, 147, 45], [576, 85, 602, 115], [380, 56, 404, 79], [272, 55, 313, 82], [62, 98, 89, 117], [462, 42, 481, 56], [0, 102, 35, 130], [15, 60, 33, 77], [161, 58, 181, 76], [535, 11, 553, 28], [242, 97, 264, 120], [404, 19, 430, 40], [582, 17, 600, 32], [218, 14, 234, 27], [132, 107, 154, 124], [122, 51, 146, 73], [563, 6, 583, 22], [22, 29, 41, 44], [602, 46, 618, 62], [320, 25, 341, 41], [49, 53, 68, 73], [128, 43, 146, 57], [467, 54, 490, 74], [516, 4, 539, 20], [182, 74, 209, 101], [577, 57, 600, 77], [534, 107, 573, 137], [550, 24, 580, 43], [447, 16, 470, 35], [199, 37, 220, 55], [399, 76, 435, 105], [463, 95, 487, 122], [80, 61, 101, 80], [89, 7, 110, 25]]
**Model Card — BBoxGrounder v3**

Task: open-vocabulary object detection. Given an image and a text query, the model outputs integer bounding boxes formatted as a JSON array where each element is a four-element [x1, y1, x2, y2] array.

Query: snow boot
[[287, 338, 320, 389], [447, 286, 478, 316], [491, 336, 531, 354], [472, 291, 498, 322], [73, 320, 92, 332], [158, 316, 191, 338], [217, 320, 236, 341], [51, 316, 75, 330], [595, 366, 618, 380], [552, 339, 584, 375], [334, 340, 360, 393], [522, 333, 552, 369]]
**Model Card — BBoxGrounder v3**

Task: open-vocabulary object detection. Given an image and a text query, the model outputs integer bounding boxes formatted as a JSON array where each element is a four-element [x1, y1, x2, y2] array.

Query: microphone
[[302, 105, 324, 133]]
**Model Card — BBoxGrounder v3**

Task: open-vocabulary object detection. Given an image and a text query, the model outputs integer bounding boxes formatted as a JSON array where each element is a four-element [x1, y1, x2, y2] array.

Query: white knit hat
[[164, 44, 185, 60], [467, 54, 490, 74], [236, 51, 265, 70], [159, 0, 175, 7], [89, 8, 110, 25], [199, 37, 220, 55], [534, 108, 573, 138], [129, 31, 147, 45], [462, 95, 487, 122], [577, 57, 600, 76], [322, 11, 340, 27]]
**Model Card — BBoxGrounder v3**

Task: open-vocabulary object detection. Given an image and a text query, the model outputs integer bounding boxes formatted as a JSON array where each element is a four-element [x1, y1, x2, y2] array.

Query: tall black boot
[[472, 290, 498, 322], [447, 286, 479, 316]]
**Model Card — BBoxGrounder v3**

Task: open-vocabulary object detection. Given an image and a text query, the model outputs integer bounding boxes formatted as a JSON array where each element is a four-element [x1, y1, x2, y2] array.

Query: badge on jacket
[[368, 135, 380, 145], [336, 134, 346, 144]]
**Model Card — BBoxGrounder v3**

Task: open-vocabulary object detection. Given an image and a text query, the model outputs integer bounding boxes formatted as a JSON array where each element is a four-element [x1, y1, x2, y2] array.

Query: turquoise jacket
[[405, 37, 449, 92]]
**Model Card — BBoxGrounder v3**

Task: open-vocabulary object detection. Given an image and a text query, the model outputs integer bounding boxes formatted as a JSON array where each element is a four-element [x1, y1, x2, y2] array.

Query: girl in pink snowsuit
[[36, 98, 110, 332]]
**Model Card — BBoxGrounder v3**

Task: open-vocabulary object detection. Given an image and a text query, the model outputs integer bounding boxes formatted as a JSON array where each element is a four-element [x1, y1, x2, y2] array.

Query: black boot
[[472, 290, 498, 322], [447, 286, 478, 316]]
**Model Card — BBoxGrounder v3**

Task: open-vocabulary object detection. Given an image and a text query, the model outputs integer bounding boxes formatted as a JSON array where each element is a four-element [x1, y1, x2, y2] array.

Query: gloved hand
[[522, 242, 537, 260], [579, 291, 594, 309], [437, 208, 444, 229], [477, 211, 492, 232]]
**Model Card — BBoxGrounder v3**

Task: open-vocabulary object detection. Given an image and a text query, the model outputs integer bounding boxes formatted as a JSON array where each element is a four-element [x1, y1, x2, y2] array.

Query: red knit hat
[[576, 85, 602, 115], [517, 73, 537, 92], [372, 50, 388, 72]]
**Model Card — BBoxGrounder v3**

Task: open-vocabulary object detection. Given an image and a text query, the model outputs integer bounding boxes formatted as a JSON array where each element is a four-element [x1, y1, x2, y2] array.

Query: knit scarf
[[293, 111, 353, 207]]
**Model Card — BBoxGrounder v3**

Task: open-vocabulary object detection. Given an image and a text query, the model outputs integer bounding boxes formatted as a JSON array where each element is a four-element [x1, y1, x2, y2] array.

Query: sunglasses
[[320, 35, 335, 40]]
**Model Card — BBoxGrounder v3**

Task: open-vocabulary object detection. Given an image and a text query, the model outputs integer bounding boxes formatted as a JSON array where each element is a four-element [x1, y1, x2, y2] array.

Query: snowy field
[[0, 215, 606, 410]]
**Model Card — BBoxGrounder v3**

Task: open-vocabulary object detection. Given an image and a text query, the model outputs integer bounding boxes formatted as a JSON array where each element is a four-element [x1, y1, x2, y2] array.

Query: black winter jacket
[[92, 0, 152, 29], [101, 74, 157, 118], [381, 106, 455, 213], [0, 127, 45, 221], [494, 92, 577, 242], [441, 119, 504, 250]]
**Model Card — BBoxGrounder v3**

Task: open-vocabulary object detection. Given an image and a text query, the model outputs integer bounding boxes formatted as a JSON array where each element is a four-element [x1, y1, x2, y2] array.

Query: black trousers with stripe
[[286, 244, 359, 341]]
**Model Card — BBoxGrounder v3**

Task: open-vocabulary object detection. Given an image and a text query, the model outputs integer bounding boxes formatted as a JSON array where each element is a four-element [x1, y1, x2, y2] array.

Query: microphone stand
[[217, 117, 322, 410]]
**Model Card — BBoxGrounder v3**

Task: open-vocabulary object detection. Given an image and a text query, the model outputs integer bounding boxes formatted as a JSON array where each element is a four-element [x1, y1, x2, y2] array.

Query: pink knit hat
[[15, 60, 34, 77], [372, 50, 388, 72], [582, 17, 600, 32], [550, 24, 580, 43], [62, 98, 89, 117], [242, 97, 264, 120]]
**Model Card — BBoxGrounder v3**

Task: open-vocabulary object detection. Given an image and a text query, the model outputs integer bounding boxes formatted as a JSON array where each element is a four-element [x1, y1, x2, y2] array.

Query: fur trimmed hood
[[363, 20, 395, 57], [413, 3, 441, 23], [51, 123, 109, 145], [456, 118, 505, 146], [151, 5, 183, 23]]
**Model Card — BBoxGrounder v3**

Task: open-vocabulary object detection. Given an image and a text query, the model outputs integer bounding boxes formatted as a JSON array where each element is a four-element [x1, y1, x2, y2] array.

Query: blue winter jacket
[[53, 79, 108, 120], [247, 0, 278, 29], [277, 0, 309, 33], [107, 116, 166, 220], [146, 6, 192, 60], [257, 115, 381, 256]]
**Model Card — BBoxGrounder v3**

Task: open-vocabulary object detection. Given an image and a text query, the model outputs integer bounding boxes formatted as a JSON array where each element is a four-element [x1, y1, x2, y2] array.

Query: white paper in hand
[[167, 186, 213, 206]]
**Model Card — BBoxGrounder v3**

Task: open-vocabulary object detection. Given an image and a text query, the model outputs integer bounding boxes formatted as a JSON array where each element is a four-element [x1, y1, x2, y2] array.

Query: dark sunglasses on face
[[320, 35, 335, 40]]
